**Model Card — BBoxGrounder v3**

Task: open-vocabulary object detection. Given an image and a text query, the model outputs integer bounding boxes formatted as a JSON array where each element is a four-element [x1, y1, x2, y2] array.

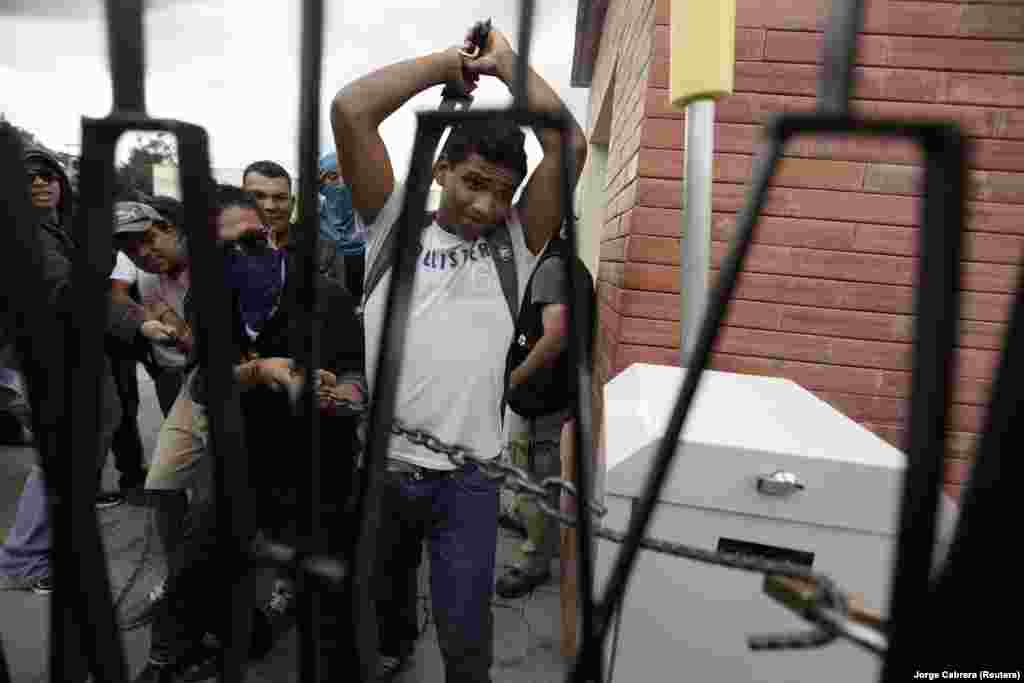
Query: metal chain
[[387, 421, 868, 652], [389, 420, 608, 520], [591, 527, 852, 651]]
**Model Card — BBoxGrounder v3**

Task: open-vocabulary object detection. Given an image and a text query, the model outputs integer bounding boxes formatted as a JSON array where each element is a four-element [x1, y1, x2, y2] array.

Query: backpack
[[503, 237, 596, 419], [361, 212, 518, 321]]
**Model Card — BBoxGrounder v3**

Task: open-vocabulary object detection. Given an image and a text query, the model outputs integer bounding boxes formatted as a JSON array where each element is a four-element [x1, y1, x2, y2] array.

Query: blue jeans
[[0, 371, 120, 582], [375, 463, 499, 683]]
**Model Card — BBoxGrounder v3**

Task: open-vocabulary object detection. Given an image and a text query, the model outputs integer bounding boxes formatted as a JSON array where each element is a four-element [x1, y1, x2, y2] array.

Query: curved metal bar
[[570, 128, 787, 682]]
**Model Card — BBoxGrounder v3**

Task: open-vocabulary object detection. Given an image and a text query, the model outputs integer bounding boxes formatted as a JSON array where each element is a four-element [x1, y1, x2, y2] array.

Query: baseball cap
[[113, 201, 163, 235]]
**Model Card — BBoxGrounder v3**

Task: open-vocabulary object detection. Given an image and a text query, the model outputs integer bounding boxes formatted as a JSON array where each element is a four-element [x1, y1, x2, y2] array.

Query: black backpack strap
[[361, 212, 431, 311], [484, 223, 518, 322]]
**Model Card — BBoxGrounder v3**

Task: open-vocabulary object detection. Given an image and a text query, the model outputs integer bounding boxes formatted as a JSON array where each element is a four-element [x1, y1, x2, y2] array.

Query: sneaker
[[31, 574, 54, 595], [249, 579, 296, 660], [133, 643, 220, 683], [495, 566, 551, 599], [96, 491, 126, 510], [178, 643, 221, 683], [0, 572, 45, 592], [121, 578, 168, 631], [376, 650, 413, 681]]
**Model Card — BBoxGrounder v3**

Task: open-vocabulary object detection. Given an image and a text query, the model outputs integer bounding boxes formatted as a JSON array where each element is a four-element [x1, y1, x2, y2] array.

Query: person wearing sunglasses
[[0, 145, 178, 595]]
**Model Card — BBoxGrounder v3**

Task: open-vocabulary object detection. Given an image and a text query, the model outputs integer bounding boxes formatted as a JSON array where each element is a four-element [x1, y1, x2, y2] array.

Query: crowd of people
[[0, 25, 591, 683]]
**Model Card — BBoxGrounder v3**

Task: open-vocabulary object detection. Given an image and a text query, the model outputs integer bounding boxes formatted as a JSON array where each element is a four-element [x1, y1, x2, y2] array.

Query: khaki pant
[[144, 373, 212, 507], [506, 411, 563, 575]]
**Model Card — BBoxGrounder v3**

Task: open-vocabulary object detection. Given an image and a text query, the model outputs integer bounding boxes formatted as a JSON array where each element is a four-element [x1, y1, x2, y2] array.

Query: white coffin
[[595, 363, 958, 682]]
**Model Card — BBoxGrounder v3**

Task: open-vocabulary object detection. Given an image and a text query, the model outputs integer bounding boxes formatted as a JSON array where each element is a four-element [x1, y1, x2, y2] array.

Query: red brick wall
[[587, 0, 658, 420], [595, 0, 1023, 500]]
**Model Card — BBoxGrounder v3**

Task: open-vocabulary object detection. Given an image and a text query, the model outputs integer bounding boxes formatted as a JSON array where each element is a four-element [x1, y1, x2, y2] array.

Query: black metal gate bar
[[176, 131, 254, 683], [351, 111, 446, 683], [513, 0, 535, 109], [96, 3, 258, 682], [570, 127, 786, 682], [927, 247, 1023, 667], [880, 124, 964, 680], [67, 106, 133, 683], [815, 0, 863, 116], [0, 123, 61, 683], [291, 0, 326, 679], [559, 124, 600, 683]]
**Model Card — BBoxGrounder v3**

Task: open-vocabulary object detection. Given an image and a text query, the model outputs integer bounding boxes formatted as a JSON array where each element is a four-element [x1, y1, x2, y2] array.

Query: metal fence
[[0, 0, 1018, 680]]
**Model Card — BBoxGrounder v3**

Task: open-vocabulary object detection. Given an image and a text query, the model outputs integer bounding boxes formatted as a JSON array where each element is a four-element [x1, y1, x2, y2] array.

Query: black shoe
[[132, 660, 178, 683], [133, 643, 219, 683], [249, 580, 296, 660], [498, 510, 527, 538], [120, 578, 167, 631], [376, 649, 414, 681], [0, 411, 30, 446], [96, 491, 126, 510], [178, 644, 221, 683], [31, 574, 53, 596], [495, 567, 551, 599]]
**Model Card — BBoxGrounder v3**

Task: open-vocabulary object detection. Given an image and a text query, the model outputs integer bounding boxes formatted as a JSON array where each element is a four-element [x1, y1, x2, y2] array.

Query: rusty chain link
[[385, 421, 874, 652], [389, 420, 608, 521]]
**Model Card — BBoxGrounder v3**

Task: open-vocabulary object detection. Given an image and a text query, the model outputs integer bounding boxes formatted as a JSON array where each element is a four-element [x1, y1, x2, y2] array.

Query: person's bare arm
[[110, 279, 147, 320], [510, 303, 569, 389], [465, 29, 588, 255], [331, 48, 472, 225]]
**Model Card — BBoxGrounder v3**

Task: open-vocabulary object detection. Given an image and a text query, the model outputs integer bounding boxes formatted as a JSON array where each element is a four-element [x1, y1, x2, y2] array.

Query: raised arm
[[464, 29, 588, 255], [330, 47, 472, 226]]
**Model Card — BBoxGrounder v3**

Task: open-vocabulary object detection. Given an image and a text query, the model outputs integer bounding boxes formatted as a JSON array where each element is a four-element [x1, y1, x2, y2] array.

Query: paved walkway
[[0, 369, 570, 682]]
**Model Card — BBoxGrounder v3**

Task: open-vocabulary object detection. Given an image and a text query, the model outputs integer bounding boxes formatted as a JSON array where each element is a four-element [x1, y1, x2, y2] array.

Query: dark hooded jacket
[[17, 146, 148, 437], [23, 147, 144, 339]]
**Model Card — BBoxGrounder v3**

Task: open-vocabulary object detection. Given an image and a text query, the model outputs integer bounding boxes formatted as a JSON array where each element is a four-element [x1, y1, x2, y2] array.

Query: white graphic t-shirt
[[111, 251, 139, 283], [359, 184, 539, 470]]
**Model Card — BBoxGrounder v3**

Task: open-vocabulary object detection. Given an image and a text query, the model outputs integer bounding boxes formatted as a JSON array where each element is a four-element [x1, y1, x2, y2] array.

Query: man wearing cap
[[0, 147, 180, 595], [112, 200, 193, 413], [318, 152, 364, 299]]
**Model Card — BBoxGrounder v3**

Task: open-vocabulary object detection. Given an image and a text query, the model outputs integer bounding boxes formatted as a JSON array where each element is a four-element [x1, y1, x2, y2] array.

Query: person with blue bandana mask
[[318, 152, 366, 299]]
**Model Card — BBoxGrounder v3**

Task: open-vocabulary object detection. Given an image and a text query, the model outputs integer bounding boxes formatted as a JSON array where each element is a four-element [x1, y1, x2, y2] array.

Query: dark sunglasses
[[27, 169, 58, 184]]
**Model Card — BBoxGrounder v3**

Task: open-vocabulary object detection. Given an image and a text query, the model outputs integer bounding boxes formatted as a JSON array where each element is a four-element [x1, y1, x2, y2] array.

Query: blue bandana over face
[[318, 152, 365, 255], [319, 183, 364, 255], [226, 246, 286, 335]]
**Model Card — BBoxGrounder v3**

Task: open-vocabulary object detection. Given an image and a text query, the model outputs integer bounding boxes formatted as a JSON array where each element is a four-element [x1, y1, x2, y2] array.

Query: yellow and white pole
[[671, 0, 736, 364]]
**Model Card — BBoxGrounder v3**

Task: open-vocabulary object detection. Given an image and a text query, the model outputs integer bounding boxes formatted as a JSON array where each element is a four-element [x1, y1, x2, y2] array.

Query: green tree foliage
[[116, 132, 178, 199]]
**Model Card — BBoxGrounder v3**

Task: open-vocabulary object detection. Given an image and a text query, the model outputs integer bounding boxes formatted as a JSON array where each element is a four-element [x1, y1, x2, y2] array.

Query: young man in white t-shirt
[[331, 25, 586, 682]]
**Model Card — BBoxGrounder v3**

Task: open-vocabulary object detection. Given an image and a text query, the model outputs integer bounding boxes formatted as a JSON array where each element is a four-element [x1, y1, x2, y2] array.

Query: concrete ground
[[0, 368, 570, 682]]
